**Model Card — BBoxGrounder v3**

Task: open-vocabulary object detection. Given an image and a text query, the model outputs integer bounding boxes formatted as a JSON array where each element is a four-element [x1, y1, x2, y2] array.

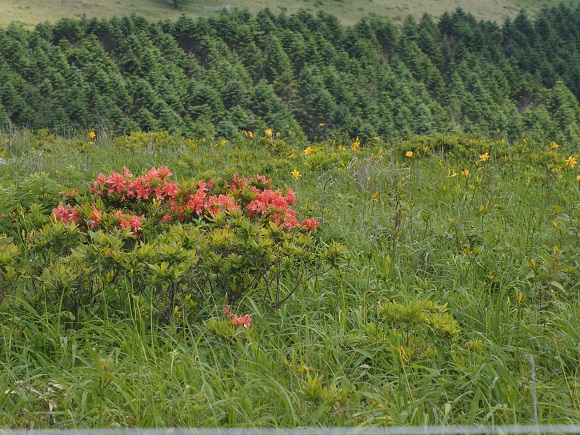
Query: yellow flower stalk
[[514, 291, 527, 304]]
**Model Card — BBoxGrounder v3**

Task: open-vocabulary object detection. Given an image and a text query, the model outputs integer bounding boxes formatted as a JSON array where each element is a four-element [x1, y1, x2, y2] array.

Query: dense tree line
[[1, 5, 580, 142]]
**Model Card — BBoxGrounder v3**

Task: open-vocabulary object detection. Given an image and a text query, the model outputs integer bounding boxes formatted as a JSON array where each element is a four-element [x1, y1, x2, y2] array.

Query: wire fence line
[[2, 427, 580, 435]]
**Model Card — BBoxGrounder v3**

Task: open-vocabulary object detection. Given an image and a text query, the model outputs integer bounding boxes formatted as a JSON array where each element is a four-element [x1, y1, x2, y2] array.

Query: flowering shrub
[[10, 167, 347, 325], [61, 167, 320, 236]]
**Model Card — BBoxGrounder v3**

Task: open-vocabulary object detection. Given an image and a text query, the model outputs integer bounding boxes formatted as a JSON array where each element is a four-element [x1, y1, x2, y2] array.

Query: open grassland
[[0, 129, 579, 426], [2, 0, 580, 27]]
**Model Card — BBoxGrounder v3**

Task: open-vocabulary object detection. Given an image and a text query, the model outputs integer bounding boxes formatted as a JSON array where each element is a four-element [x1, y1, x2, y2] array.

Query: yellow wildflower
[[396, 346, 411, 363], [550, 141, 559, 149], [479, 152, 490, 162], [304, 146, 313, 155], [292, 168, 301, 179], [405, 150, 414, 158], [577, 175, 580, 181], [566, 156, 577, 168], [264, 128, 273, 138], [461, 169, 469, 177], [514, 291, 527, 304], [89, 131, 96, 139], [371, 191, 379, 200], [351, 139, 360, 151]]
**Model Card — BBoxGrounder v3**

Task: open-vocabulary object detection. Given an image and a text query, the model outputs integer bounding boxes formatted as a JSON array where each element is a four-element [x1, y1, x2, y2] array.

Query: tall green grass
[[0, 130, 579, 427]]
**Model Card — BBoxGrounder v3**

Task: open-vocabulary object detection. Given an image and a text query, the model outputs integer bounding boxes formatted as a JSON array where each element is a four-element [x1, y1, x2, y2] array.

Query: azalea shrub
[[4, 167, 347, 325], [85, 167, 319, 233]]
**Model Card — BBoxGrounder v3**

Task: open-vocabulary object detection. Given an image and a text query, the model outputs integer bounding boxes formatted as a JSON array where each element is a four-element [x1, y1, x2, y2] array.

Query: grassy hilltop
[[2, 0, 580, 28]]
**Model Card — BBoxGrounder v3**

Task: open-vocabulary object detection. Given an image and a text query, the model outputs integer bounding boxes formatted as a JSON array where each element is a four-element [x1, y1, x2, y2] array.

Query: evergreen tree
[[546, 80, 580, 139], [250, 80, 301, 135], [296, 67, 336, 139], [0, 9, 579, 142]]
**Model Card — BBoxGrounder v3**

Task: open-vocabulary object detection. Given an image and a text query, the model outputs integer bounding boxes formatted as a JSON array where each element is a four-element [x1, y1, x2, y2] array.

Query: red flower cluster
[[52, 202, 81, 224], [89, 207, 103, 228], [154, 171, 317, 231], [224, 306, 252, 328], [113, 210, 143, 233], [52, 168, 318, 235], [91, 166, 179, 203], [52, 202, 144, 236], [63, 189, 79, 198], [229, 174, 317, 231]]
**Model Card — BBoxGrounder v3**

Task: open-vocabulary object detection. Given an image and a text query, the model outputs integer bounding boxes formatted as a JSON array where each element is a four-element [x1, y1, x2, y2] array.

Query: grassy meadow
[[2, 0, 580, 27], [0, 129, 579, 427]]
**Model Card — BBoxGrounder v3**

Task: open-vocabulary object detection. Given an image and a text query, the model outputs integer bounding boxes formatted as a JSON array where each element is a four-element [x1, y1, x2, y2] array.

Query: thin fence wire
[[2, 427, 580, 435]]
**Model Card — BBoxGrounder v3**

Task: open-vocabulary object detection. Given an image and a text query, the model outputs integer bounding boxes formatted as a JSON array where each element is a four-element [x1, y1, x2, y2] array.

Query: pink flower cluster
[[113, 210, 143, 233], [64, 189, 78, 198], [224, 306, 252, 328], [229, 174, 318, 231], [173, 180, 241, 218], [52, 202, 82, 224], [89, 207, 103, 228], [52, 168, 318, 235], [91, 166, 179, 202], [52, 202, 144, 236], [248, 189, 301, 229], [154, 171, 317, 231]]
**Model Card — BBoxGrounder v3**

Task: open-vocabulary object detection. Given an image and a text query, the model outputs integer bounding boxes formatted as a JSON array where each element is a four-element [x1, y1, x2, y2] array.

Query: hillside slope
[[2, 0, 580, 28], [1, 6, 580, 143]]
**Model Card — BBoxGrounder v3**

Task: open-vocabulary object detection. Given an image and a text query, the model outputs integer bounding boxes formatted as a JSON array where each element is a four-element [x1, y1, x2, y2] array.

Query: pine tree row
[[1, 5, 580, 142]]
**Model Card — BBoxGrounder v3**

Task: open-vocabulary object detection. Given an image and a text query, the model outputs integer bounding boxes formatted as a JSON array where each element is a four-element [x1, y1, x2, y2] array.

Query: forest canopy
[[1, 5, 580, 143]]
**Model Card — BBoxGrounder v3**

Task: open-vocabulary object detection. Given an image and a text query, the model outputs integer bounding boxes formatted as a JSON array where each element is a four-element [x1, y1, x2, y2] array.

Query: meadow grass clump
[[0, 129, 579, 427]]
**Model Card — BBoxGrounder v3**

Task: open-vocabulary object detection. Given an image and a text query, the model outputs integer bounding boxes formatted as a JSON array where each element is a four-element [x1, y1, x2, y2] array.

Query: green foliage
[[0, 235, 20, 304], [2, 8, 580, 142], [353, 298, 461, 363], [2, 164, 345, 327], [1, 129, 580, 427]]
